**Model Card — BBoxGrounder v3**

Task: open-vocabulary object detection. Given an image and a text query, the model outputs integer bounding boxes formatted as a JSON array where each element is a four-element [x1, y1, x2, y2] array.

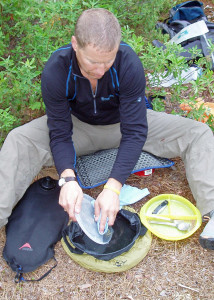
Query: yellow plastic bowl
[[140, 194, 202, 241]]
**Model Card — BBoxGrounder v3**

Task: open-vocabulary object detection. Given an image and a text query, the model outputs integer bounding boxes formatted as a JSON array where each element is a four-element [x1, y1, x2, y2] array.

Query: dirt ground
[[0, 157, 213, 300]]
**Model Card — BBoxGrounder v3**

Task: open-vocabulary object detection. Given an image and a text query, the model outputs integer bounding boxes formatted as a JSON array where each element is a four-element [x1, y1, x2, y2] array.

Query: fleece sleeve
[[109, 49, 148, 185], [41, 57, 76, 176]]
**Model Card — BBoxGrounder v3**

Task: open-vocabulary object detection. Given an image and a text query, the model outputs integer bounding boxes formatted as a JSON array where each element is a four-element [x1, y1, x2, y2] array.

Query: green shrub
[[0, 0, 213, 147], [0, 107, 18, 145]]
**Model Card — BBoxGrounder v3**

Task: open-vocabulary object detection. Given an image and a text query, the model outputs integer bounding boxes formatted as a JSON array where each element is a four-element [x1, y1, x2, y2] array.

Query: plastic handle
[[152, 200, 168, 214]]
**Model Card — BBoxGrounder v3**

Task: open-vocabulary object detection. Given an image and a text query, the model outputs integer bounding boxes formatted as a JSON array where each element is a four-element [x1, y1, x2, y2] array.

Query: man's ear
[[71, 36, 78, 51]]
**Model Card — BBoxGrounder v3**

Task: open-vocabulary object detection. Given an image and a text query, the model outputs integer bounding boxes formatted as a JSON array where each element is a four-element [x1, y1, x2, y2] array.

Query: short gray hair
[[75, 8, 121, 51]]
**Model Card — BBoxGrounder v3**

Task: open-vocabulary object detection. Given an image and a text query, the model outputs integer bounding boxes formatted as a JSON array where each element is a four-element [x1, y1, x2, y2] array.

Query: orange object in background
[[180, 98, 214, 123]]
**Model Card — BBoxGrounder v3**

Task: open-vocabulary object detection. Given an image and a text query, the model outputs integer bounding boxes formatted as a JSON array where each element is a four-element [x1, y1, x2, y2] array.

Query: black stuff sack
[[3, 176, 69, 283]]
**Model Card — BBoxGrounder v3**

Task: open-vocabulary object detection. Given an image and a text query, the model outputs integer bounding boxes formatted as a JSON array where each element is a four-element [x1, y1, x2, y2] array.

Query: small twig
[[177, 283, 199, 293]]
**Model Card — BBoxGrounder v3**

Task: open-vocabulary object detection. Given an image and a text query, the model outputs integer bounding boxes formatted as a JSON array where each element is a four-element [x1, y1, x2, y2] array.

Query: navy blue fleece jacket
[[41, 42, 148, 185]]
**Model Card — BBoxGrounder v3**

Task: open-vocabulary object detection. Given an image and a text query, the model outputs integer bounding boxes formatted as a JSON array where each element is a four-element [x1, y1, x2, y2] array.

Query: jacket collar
[[71, 45, 84, 78]]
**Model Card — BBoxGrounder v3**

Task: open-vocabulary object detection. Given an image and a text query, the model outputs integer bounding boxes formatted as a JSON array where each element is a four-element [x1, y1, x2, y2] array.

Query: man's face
[[72, 36, 118, 80]]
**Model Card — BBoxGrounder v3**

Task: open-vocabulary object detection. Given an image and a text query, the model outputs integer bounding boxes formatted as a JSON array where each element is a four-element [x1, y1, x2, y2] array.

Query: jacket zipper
[[90, 81, 98, 115], [72, 72, 98, 114]]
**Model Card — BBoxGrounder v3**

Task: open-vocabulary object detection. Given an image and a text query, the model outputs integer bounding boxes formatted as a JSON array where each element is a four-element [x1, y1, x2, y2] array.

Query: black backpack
[[3, 177, 69, 283], [168, 1, 206, 24], [154, 1, 214, 69]]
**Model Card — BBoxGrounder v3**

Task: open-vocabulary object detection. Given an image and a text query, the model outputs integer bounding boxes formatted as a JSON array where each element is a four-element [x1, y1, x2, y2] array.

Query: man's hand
[[59, 169, 83, 221], [94, 178, 122, 233]]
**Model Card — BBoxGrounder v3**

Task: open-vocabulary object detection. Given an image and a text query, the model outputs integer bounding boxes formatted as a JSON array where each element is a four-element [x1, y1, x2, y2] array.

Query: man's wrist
[[104, 178, 122, 195], [59, 169, 77, 187], [60, 168, 76, 178], [58, 176, 77, 187], [104, 184, 120, 195]]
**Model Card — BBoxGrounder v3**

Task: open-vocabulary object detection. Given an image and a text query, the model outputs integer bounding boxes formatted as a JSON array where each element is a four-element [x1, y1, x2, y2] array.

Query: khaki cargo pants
[[0, 110, 214, 227]]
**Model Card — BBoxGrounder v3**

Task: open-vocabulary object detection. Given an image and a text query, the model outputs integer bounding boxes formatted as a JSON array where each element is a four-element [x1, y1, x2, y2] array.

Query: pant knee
[[190, 121, 213, 145], [7, 126, 22, 140]]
